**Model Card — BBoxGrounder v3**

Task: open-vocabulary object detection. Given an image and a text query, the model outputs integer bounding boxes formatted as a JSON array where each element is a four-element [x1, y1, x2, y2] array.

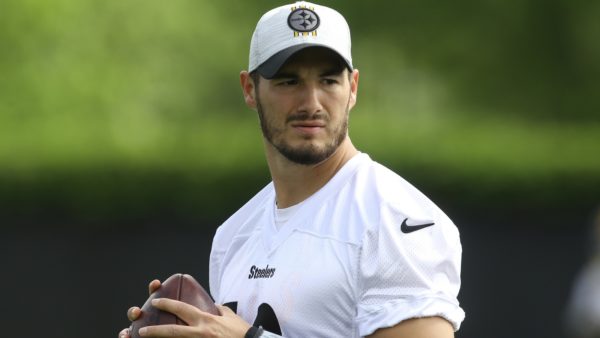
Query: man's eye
[[322, 78, 339, 85], [277, 79, 298, 86]]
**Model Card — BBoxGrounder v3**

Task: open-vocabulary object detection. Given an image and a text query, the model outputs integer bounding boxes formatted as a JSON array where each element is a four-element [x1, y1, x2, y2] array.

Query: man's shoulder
[[353, 155, 422, 203], [351, 155, 451, 224]]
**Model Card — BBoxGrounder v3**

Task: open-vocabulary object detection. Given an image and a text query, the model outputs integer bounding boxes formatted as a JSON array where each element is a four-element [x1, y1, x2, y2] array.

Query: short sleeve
[[356, 202, 465, 336]]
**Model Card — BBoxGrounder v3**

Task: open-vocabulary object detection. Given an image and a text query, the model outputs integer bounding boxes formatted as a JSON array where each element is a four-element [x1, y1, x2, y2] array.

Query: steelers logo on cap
[[288, 7, 320, 32]]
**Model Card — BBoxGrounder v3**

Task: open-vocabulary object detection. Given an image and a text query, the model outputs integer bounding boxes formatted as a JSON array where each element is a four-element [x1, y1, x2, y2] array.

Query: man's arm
[[367, 316, 454, 338]]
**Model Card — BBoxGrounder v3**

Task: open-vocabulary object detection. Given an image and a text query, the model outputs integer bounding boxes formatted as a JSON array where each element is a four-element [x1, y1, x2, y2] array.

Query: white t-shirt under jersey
[[274, 202, 300, 231], [209, 153, 465, 337]]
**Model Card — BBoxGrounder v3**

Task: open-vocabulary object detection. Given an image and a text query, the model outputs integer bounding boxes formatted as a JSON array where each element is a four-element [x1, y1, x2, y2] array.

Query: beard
[[256, 99, 349, 165]]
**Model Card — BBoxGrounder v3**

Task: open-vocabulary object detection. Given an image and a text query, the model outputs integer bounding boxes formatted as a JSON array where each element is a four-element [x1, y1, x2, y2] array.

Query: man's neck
[[265, 138, 359, 209]]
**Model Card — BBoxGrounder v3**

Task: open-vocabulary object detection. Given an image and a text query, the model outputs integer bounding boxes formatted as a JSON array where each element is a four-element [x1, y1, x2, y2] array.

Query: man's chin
[[277, 145, 333, 166]]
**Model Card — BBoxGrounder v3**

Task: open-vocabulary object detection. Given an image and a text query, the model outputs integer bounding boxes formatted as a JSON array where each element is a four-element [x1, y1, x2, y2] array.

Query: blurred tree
[[340, 0, 600, 121], [0, 0, 597, 228]]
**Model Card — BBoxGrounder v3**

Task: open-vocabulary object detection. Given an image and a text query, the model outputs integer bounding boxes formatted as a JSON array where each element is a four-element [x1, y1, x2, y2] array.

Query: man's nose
[[297, 84, 323, 114]]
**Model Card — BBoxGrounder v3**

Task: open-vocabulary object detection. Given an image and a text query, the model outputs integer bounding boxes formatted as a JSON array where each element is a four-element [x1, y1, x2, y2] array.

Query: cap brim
[[256, 44, 352, 79]]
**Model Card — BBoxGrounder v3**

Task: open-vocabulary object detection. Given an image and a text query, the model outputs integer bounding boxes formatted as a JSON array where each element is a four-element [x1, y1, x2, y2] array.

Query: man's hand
[[137, 300, 250, 337], [118, 279, 251, 338]]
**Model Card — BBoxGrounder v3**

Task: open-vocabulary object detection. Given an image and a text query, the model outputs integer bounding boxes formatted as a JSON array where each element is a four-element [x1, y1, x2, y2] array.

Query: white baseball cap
[[248, 1, 353, 79]]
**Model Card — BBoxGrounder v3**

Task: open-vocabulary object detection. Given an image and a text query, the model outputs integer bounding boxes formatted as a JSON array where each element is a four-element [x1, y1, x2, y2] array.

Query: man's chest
[[217, 231, 360, 337]]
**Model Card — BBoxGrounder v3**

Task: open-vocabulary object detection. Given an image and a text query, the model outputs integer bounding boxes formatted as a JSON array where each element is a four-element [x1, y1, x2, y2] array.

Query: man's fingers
[[127, 307, 141, 321], [118, 328, 130, 338], [151, 298, 212, 326], [138, 324, 192, 337], [148, 279, 161, 295], [128, 280, 160, 321], [119, 279, 161, 338]]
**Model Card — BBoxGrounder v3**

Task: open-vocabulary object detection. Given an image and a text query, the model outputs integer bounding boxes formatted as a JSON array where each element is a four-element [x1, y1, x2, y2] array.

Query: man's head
[[241, 2, 358, 165]]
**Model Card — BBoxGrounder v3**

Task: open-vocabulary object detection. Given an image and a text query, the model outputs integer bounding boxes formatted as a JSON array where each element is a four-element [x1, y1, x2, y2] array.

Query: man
[[120, 2, 464, 337]]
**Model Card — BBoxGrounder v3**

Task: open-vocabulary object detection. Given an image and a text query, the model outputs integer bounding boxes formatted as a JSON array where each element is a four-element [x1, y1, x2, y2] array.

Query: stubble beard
[[256, 99, 349, 166]]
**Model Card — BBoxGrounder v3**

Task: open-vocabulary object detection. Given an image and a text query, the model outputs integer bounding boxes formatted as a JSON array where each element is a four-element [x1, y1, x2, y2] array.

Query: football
[[129, 273, 220, 338]]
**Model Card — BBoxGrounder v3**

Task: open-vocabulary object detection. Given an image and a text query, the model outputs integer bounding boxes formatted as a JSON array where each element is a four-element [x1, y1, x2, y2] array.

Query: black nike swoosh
[[400, 218, 435, 233]]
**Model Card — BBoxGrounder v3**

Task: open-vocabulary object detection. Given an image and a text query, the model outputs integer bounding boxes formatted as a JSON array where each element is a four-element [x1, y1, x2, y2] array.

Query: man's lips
[[291, 121, 325, 128], [290, 120, 325, 134]]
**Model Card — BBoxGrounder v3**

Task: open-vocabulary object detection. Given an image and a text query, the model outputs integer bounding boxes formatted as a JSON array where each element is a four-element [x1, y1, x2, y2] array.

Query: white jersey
[[209, 153, 465, 337]]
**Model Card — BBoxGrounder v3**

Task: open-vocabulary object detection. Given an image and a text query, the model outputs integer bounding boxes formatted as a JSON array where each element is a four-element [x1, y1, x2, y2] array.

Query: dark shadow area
[[0, 215, 589, 338]]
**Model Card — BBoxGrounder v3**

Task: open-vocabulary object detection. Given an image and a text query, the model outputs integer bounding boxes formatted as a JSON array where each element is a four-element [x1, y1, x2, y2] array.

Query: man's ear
[[348, 69, 359, 110], [240, 71, 257, 109]]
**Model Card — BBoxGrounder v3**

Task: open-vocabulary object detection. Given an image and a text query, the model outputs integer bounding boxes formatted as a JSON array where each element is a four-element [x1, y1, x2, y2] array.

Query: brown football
[[129, 273, 220, 338]]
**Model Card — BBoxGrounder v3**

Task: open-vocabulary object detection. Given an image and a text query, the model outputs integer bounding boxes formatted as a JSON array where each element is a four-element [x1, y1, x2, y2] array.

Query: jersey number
[[223, 301, 282, 335]]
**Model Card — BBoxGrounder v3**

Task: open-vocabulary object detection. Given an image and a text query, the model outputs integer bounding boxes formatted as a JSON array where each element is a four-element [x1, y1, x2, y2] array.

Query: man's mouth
[[290, 120, 326, 134]]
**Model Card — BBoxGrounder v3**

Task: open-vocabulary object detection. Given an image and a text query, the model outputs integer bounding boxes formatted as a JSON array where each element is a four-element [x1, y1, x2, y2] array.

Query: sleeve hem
[[357, 295, 465, 336]]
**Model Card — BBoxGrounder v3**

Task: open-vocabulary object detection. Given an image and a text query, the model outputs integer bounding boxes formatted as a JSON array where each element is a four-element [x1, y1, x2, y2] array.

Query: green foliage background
[[1, 0, 598, 229]]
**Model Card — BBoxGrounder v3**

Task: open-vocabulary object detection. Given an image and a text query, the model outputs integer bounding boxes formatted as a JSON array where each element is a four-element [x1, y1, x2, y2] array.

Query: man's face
[[254, 48, 358, 165]]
